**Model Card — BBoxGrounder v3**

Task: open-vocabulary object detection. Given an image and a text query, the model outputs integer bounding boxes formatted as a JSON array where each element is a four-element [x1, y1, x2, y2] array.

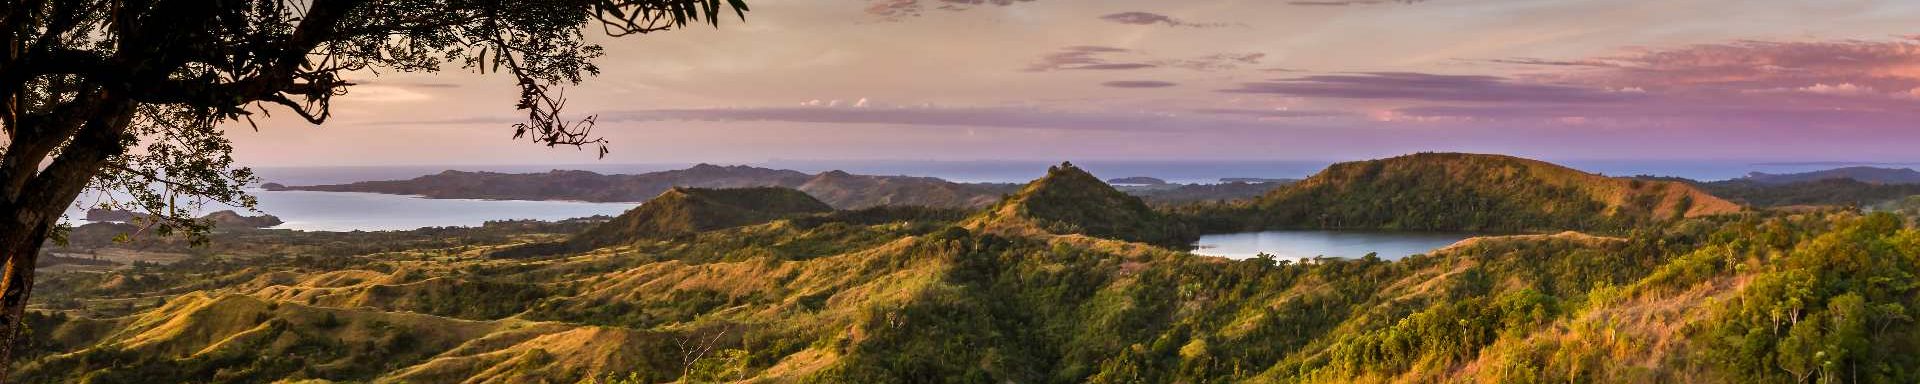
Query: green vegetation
[[1740, 166, 1920, 185], [1700, 178, 1920, 208], [967, 162, 1198, 246], [568, 187, 834, 250], [17, 155, 1920, 383], [1196, 153, 1741, 233]]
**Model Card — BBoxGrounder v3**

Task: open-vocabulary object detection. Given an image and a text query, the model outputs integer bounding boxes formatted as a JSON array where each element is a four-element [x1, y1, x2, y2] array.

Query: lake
[[64, 190, 640, 232], [1191, 230, 1478, 260]]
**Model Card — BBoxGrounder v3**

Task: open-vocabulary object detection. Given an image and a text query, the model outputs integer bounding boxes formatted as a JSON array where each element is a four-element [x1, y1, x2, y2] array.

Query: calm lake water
[[1192, 230, 1477, 260], [65, 190, 639, 232]]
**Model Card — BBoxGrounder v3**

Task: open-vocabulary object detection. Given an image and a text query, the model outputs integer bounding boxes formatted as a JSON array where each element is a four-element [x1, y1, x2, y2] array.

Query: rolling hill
[[794, 170, 1010, 210], [965, 162, 1197, 246], [1246, 153, 1740, 231], [567, 187, 834, 250], [1741, 166, 1920, 185], [28, 155, 1920, 384]]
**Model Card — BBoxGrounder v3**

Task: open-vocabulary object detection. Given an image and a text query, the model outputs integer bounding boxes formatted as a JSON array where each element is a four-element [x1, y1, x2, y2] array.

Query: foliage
[[970, 162, 1199, 247], [1703, 178, 1920, 208], [1187, 153, 1738, 233], [18, 187, 1920, 383]]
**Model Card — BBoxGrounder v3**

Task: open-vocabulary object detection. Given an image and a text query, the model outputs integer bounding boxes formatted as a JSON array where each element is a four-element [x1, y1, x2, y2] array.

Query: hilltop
[[1244, 153, 1739, 231], [567, 187, 834, 250], [965, 162, 1197, 246], [1742, 166, 1920, 185]]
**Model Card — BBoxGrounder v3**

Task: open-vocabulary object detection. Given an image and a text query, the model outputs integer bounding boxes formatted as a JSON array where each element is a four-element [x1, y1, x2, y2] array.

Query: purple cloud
[[1221, 72, 1639, 103], [1102, 81, 1178, 88], [1194, 108, 1349, 118], [1028, 47, 1264, 72], [1026, 46, 1157, 72], [1289, 0, 1426, 5], [1505, 38, 1920, 94], [867, 0, 1038, 19], [1159, 53, 1266, 71], [515, 105, 1366, 133], [1099, 12, 1227, 28]]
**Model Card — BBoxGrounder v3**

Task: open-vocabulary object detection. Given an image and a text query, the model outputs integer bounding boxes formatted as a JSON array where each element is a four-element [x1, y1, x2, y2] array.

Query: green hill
[[20, 183, 1920, 384], [795, 170, 1010, 209], [965, 162, 1197, 246], [568, 187, 833, 250], [1245, 153, 1740, 231]]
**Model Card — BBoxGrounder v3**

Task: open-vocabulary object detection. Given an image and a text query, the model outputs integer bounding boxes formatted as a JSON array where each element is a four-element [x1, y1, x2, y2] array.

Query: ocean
[[58, 159, 1912, 232]]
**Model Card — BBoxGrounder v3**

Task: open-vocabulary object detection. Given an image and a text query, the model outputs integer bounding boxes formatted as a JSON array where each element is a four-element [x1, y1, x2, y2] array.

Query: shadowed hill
[[1742, 166, 1920, 185], [795, 170, 1011, 210], [1699, 178, 1920, 208], [1245, 153, 1740, 232], [567, 187, 834, 250], [965, 162, 1197, 246]]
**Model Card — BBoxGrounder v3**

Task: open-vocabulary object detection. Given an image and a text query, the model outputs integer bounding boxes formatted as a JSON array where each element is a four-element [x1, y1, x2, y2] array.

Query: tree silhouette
[[0, 0, 746, 374]]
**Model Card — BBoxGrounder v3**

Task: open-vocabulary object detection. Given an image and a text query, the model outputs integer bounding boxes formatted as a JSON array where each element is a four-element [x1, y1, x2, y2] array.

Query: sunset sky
[[235, 0, 1920, 166]]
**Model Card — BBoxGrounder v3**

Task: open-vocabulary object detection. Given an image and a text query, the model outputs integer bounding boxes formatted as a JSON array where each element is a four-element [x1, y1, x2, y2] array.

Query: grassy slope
[[1246, 153, 1740, 232], [568, 187, 833, 250], [965, 162, 1198, 247], [27, 156, 1920, 384]]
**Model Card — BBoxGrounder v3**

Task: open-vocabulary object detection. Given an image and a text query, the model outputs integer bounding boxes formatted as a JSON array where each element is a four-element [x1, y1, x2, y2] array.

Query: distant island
[[267, 164, 1015, 210], [267, 164, 1289, 208], [85, 208, 284, 229], [1740, 166, 1920, 185], [1220, 177, 1297, 183], [1105, 176, 1168, 185]]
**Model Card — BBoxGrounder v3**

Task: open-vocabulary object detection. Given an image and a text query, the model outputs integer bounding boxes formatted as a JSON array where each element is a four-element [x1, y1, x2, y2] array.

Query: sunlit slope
[[965, 162, 1198, 246], [1249, 153, 1740, 231]]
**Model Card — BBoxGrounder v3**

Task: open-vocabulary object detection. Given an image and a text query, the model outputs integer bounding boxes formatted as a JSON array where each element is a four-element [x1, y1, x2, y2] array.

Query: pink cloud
[[1221, 72, 1637, 103], [867, 0, 1038, 19], [1510, 38, 1920, 94]]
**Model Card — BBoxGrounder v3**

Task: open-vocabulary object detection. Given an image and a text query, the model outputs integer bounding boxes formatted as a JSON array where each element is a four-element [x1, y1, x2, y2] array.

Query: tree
[[0, 0, 746, 374]]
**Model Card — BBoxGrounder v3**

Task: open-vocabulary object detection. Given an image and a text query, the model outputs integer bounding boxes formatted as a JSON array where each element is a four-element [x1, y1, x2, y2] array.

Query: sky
[[231, 0, 1920, 167]]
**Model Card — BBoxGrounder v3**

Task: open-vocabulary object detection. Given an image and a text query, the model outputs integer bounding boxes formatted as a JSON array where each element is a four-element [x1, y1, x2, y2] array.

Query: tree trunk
[[0, 97, 131, 379], [0, 215, 49, 377]]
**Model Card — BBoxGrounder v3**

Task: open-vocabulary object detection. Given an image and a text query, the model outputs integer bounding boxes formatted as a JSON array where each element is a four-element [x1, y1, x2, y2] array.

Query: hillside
[[1742, 166, 1920, 185], [794, 170, 1011, 209], [965, 162, 1197, 246], [1245, 153, 1740, 231], [567, 187, 834, 250], [21, 199, 1920, 383], [1700, 178, 1920, 208]]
